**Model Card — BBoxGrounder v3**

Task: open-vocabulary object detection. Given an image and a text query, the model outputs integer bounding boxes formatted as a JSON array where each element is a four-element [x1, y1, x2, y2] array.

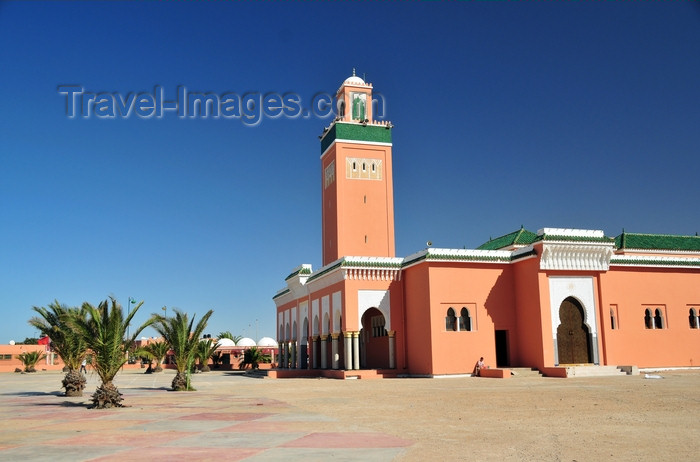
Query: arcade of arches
[[277, 308, 396, 371]]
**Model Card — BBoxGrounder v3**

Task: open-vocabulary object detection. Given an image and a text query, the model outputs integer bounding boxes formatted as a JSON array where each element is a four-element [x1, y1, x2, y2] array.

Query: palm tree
[[152, 309, 213, 391], [218, 331, 243, 344], [28, 301, 88, 396], [67, 297, 154, 409], [135, 340, 169, 373], [17, 350, 46, 372], [239, 346, 269, 370], [196, 338, 219, 372]]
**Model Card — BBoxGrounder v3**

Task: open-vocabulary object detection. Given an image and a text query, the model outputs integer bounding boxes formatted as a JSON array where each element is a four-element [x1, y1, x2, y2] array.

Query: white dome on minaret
[[344, 68, 365, 86]]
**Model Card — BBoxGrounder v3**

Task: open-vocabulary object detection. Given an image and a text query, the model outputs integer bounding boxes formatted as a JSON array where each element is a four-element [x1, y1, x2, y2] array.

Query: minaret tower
[[320, 71, 395, 266]]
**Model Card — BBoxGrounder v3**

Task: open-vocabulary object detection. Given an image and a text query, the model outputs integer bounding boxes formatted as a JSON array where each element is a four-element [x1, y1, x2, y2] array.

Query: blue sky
[[1, 2, 699, 343]]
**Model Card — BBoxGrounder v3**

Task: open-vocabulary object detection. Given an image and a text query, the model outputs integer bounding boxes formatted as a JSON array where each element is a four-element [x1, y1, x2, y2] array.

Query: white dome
[[217, 338, 236, 347], [257, 337, 278, 348], [237, 337, 256, 347], [344, 69, 365, 86]]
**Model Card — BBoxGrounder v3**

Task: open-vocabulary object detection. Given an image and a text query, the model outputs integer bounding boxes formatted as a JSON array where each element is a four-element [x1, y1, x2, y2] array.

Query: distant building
[[273, 73, 700, 377]]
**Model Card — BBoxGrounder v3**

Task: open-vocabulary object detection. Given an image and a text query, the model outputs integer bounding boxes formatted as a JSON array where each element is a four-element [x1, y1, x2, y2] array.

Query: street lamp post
[[127, 297, 137, 339], [162, 306, 167, 318]]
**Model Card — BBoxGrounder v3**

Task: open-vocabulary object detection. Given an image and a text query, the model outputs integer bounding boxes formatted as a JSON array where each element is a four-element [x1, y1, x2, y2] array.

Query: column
[[344, 332, 352, 370], [388, 330, 396, 369], [291, 340, 297, 369], [331, 333, 339, 370], [352, 331, 360, 370], [320, 335, 328, 369], [312, 336, 319, 369]]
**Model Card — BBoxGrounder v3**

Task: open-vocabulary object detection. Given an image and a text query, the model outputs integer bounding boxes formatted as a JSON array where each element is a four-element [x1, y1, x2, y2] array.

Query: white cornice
[[538, 228, 605, 238], [540, 242, 614, 271], [321, 139, 393, 159], [616, 249, 700, 256], [610, 255, 700, 269]]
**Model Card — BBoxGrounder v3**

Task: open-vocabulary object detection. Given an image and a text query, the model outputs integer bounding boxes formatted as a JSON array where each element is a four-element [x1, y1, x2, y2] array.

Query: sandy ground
[[249, 370, 700, 461], [1, 369, 697, 461]]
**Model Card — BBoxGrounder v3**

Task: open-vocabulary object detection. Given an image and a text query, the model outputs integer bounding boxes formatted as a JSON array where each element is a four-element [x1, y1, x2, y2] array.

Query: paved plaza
[[1, 369, 699, 461], [0, 370, 411, 461]]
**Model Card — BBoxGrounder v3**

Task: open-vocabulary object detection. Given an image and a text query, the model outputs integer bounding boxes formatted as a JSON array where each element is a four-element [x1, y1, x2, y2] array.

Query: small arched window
[[362, 162, 366, 172], [352, 161, 357, 171], [644, 309, 653, 329], [610, 308, 617, 330], [654, 309, 665, 329], [445, 308, 457, 332], [459, 308, 472, 332], [690, 308, 699, 329]]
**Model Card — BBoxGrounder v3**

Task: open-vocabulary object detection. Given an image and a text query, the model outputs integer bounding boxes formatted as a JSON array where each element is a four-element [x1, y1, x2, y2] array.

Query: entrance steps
[[562, 365, 629, 378], [509, 367, 543, 378]]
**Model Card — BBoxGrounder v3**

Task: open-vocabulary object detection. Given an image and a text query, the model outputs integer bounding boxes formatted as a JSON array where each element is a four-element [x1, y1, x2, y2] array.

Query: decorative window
[[351, 92, 366, 121], [645, 307, 666, 329], [610, 307, 617, 330], [654, 309, 665, 329], [689, 308, 699, 329], [346, 157, 382, 180], [644, 309, 654, 329], [324, 160, 335, 189], [459, 307, 473, 332], [2, 354, 12, 360], [445, 308, 457, 332]]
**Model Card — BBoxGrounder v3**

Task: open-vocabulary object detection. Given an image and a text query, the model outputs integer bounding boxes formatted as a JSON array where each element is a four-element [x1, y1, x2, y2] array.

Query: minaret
[[320, 71, 395, 266]]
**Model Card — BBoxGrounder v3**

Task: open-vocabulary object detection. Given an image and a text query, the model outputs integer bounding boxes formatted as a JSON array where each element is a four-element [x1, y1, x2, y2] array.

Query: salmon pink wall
[[425, 263, 514, 375], [598, 266, 700, 367], [329, 142, 394, 263], [512, 257, 549, 369], [403, 263, 434, 375]]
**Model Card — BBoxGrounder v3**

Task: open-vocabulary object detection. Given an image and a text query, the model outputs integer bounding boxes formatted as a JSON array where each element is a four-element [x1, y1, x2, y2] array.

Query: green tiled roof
[[272, 288, 290, 300], [320, 122, 392, 153], [477, 227, 538, 250], [306, 257, 402, 283], [610, 257, 700, 267], [615, 232, 700, 252], [285, 266, 312, 281]]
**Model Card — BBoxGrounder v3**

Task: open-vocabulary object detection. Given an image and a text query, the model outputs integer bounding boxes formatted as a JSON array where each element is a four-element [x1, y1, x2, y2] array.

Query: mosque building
[[273, 73, 700, 378]]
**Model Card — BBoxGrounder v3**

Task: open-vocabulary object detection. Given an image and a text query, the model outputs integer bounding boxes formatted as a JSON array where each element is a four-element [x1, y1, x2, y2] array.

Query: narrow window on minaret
[[364, 235, 367, 243], [363, 195, 366, 204]]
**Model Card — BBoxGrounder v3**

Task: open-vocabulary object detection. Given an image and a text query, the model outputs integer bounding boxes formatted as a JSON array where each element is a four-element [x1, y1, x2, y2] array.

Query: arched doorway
[[301, 318, 309, 368], [360, 307, 389, 369], [557, 297, 592, 364]]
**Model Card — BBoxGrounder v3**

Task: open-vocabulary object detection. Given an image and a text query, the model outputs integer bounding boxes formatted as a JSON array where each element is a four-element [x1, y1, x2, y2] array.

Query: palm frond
[[151, 309, 213, 388], [67, 297, 154, 385], [28, 301, 87, 370]]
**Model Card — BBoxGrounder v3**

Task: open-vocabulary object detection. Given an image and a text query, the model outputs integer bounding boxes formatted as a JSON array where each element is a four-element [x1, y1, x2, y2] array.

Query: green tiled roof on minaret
[[477, 227, 538, 250], [320, 122, 392, 153]]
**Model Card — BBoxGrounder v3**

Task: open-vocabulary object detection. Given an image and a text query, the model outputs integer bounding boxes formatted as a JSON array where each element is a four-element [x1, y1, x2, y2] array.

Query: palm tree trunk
[[62, 369, 86, 397], [91, 381, 123, 408], [172, 372, 189, 391]]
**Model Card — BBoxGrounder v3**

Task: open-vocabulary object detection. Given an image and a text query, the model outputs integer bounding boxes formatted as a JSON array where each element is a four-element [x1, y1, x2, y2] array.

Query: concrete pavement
[[0, 370, 411, 461]]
